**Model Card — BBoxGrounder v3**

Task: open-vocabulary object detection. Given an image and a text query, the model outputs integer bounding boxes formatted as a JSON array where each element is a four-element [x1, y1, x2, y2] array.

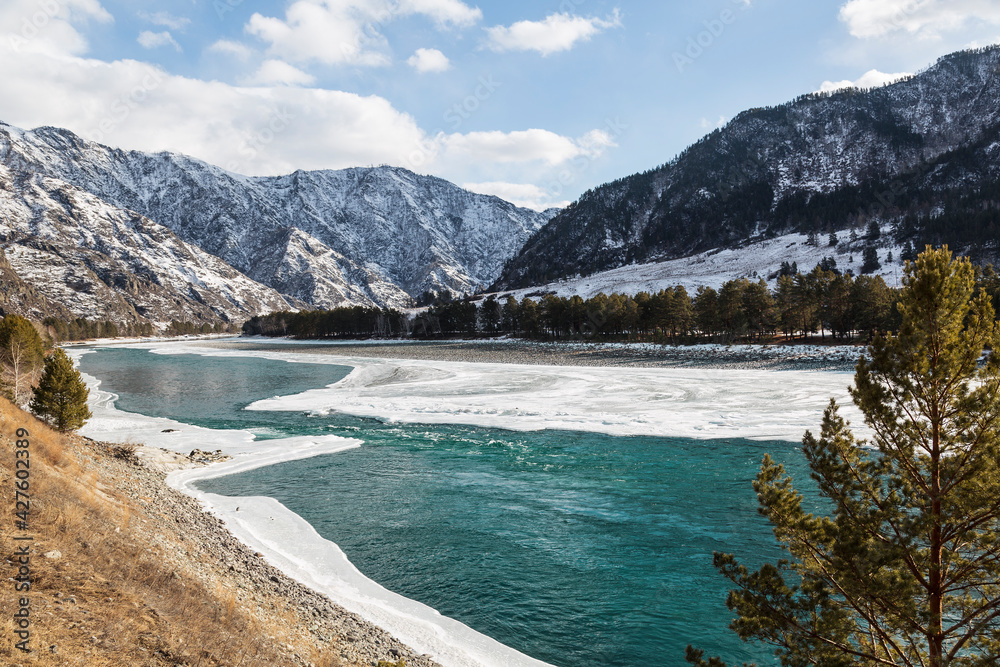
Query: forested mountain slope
[[495, 47, 1000, 289]]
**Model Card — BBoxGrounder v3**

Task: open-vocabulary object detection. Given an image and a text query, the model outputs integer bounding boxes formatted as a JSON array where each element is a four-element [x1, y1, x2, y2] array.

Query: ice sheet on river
[[245, 354, 866, 442], [71, 341, 870, 667]]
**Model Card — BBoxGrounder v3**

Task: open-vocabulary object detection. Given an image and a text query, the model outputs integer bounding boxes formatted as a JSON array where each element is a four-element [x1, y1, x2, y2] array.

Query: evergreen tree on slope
[[688, 247, 1000, 666], [30, 348, 92, 433]]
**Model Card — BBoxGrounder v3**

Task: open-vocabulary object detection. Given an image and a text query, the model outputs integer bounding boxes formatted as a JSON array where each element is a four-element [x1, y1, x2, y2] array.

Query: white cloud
[[408, 48, 451, 73], [138, 30, 181, 53], [484, 11, 622, 56], [818, 69, 912, 93], [840, 0, 1000, 40], [0, 0, 605, 211], [441, 128, 614, 166], [246, 0, 481, 67], [138, 11, 190, 31], [246, 1, 389, 67], [207, 39, 253, 60], [1, 0, 112, 57], [397, 0, 482, 27], [246, 60, 316, 86], [463, 182, 570, 211], [700, 116, 727, 130]]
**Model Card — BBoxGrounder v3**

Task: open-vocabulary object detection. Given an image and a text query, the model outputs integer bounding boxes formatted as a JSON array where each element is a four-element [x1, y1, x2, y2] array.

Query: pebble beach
[[202, 338, 866, 371]]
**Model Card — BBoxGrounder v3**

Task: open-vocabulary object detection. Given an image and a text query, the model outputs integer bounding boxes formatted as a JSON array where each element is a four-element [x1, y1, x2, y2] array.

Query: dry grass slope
[[0, 398, 346, 667]]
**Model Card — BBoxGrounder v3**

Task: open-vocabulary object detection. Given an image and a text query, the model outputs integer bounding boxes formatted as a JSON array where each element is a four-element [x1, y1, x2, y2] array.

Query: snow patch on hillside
[[500, 230, 905, 300]]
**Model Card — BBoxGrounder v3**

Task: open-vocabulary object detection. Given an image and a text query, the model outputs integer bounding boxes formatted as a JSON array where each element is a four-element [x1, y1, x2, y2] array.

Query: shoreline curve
[[70, 344, 556, 667]]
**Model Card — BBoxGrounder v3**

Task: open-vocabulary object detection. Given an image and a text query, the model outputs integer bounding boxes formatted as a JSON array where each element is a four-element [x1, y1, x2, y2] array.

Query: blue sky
[[1, 1, 998, 209]]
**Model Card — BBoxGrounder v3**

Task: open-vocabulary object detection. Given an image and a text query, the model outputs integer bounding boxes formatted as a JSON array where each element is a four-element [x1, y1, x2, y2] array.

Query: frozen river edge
[[70, 340, 868, 667]]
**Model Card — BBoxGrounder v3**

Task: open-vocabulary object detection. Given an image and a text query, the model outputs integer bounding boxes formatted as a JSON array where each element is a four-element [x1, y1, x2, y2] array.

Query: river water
[[79, 346, 824, 667]]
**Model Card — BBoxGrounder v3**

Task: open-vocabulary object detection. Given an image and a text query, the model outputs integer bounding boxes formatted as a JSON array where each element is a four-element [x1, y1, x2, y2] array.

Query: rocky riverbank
[[86, 439, 443, 667], [206, 338, 864, 371]]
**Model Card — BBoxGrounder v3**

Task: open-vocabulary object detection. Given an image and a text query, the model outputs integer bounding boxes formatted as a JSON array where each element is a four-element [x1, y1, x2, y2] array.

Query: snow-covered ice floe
[[245, 353, 866, 443], [69, 340, 871, 667], [70, 346, 554, 667]]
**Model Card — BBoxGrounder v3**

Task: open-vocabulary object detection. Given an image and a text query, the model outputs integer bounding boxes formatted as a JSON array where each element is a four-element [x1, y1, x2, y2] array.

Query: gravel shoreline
[[86, 440, 442, 667], [201, 338, 865, 372]]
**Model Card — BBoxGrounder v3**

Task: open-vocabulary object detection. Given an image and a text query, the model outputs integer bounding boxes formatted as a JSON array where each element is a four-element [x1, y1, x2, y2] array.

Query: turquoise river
[[79, 346, 824, 667]]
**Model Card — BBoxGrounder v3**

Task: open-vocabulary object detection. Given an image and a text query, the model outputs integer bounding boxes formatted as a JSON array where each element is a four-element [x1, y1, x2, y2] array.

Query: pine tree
[[861, 245, 881, 274], [30, 349, 92, 432], [866, 220, 882, 240], [828, 230, 839, 247], [0, 314, 46, 405], [687, 247, 1000, 666]]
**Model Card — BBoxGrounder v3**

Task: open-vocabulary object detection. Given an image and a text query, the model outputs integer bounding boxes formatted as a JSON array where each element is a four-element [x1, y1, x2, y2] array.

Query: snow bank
[[498, 229, 905, 300]]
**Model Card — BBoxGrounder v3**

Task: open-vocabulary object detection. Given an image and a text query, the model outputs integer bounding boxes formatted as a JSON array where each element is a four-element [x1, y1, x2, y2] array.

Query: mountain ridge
[[0, 122, 554, 325], [494, 46, 1000, 290], [1, 124, 553, 307]]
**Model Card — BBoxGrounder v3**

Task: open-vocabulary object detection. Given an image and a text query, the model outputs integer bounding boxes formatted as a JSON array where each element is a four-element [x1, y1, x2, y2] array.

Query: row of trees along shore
[[244, 266, 924, 343], [245, 261, 1000, 343], [41, 317, 237, 342]]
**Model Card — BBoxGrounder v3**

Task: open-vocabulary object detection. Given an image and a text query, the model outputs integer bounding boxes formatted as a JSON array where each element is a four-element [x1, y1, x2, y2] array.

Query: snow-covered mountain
[[0, 161, 298, 324], [0, 123, 553, 314], [496, 46, 1000, 290]]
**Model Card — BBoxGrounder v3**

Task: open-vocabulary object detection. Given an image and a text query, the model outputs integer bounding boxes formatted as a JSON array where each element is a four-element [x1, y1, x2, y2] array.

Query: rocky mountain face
[[0, 246, 74, 322], [0, 162, 299, 325], [495, 46, 1000, 289], [0, 124, 553, 319]]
